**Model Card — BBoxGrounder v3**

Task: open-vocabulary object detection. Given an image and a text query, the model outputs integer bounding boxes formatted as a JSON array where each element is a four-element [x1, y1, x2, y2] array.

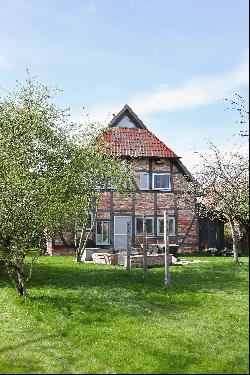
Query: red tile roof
[[103, 128, 179, 158]]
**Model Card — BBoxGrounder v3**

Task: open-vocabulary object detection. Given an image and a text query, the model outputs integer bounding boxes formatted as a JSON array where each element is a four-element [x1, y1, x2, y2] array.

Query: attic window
[[117, 115, 136, 129]]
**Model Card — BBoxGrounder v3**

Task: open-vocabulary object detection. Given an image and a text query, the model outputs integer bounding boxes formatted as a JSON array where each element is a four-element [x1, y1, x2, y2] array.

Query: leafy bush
[[224, 225, 233, 248], [0, 260, 5, 273]]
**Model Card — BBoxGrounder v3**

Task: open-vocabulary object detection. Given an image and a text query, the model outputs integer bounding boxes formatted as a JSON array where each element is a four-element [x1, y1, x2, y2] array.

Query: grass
[[0, 256, 248, 374]]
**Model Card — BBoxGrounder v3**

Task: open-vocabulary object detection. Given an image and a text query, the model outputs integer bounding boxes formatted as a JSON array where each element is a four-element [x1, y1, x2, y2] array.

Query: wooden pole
[[164, 210, 171, 287], [142, 214, 148, 281], [126, 221, 132, 274]]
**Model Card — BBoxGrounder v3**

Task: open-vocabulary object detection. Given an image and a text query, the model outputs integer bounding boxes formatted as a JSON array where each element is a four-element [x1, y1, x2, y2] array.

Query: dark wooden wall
[[198, 218, 224, 250]]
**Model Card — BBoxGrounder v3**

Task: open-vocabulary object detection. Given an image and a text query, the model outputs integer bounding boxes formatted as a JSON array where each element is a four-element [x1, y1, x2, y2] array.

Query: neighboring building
[[48, 105, 205, 255]]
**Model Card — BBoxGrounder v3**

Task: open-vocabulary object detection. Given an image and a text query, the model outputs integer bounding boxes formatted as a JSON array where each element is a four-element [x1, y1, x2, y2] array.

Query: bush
[[0, 260, 5, 273]]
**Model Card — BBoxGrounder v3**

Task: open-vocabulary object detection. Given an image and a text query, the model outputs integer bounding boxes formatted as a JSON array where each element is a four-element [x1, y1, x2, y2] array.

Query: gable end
[[109, 104, 147, 129]]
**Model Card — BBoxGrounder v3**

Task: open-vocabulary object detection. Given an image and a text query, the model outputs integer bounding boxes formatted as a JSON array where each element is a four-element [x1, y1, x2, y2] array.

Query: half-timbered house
[[48, 104, 214, 255]]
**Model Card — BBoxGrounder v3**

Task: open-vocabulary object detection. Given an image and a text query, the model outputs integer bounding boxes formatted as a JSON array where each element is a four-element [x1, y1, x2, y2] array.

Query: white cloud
[[89, 50, 249, 121], [131, 52, 249, 114]]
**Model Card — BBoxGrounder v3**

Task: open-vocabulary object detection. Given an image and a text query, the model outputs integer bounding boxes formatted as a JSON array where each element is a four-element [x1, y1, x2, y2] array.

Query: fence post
[[127, 221, 132, 275], [164, 210, 171, 287]]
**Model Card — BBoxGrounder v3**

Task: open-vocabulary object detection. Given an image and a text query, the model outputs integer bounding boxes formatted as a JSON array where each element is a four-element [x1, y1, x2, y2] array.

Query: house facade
[[48, 105, 203, 255], [94, 105, 198, 252]]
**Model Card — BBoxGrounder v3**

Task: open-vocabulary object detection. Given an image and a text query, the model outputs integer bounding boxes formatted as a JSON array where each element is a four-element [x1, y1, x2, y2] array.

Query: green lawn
[[0, 256, 249, 374]]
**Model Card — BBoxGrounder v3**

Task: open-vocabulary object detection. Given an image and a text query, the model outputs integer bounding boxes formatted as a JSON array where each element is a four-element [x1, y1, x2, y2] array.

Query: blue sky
[[0, 0, 249, 169]]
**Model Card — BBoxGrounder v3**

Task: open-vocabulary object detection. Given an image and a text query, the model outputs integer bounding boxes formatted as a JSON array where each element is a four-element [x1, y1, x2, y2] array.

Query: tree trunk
[[17, 268, 27, 296], [75, 198, 99, 263], [229, 218, 239, 263], [75, 223, 86, 263], [7, 263, 27, 297], [246, 229, 249, 255], [76, 253, 82, 263], [76, 215, 96, 263]]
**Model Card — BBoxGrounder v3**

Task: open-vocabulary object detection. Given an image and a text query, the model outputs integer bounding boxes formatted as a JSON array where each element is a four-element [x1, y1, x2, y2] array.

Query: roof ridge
[[145, 127, 179, 158]]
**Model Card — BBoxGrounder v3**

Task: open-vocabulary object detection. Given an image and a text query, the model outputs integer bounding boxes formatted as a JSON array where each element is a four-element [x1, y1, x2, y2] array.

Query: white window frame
[[96, 221, 110, 245], [139, 172, 150, 190], [152, 173, 171, 191], [157, 217, 176, 236], [135, 216, 154, 236]]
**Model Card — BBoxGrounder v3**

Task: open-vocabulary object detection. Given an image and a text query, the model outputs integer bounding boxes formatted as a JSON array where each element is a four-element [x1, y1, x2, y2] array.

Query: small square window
[[157, 217, 175, 236], [153, 173, 171, 190], [136, 217, 154, 236], [139, 172, 149, 190]]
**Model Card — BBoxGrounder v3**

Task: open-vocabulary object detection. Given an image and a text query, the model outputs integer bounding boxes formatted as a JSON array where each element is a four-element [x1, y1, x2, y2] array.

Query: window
[[117, 116, 136, 128], [152, 173, 171, 190], [96, 221, 110, 245], [86, 213, 93, 231], [139, 172, 149, 190], [157, 217, 176, 236], [54, 235, 64, 246], [136, 217, 154, 236]]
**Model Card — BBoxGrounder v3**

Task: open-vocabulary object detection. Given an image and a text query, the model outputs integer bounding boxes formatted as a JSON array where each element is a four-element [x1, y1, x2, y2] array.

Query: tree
[[0, 75, 133, 296], [186, 143, 249, 263], [223, 93, 249, 139]]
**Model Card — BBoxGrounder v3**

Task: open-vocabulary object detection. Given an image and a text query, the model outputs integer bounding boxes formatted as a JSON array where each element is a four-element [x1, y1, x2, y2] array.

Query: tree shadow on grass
[[168, 260, 248, 294], [111, 333, 205, 374], [0, 257, 247, 325], [0, 334, 62, 354], [25, 256, 248, 294], [0, 258, 248, 374], [0, 334, 69, 375], [0, 356, 48, 375], [1, 257, 248, 298]]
